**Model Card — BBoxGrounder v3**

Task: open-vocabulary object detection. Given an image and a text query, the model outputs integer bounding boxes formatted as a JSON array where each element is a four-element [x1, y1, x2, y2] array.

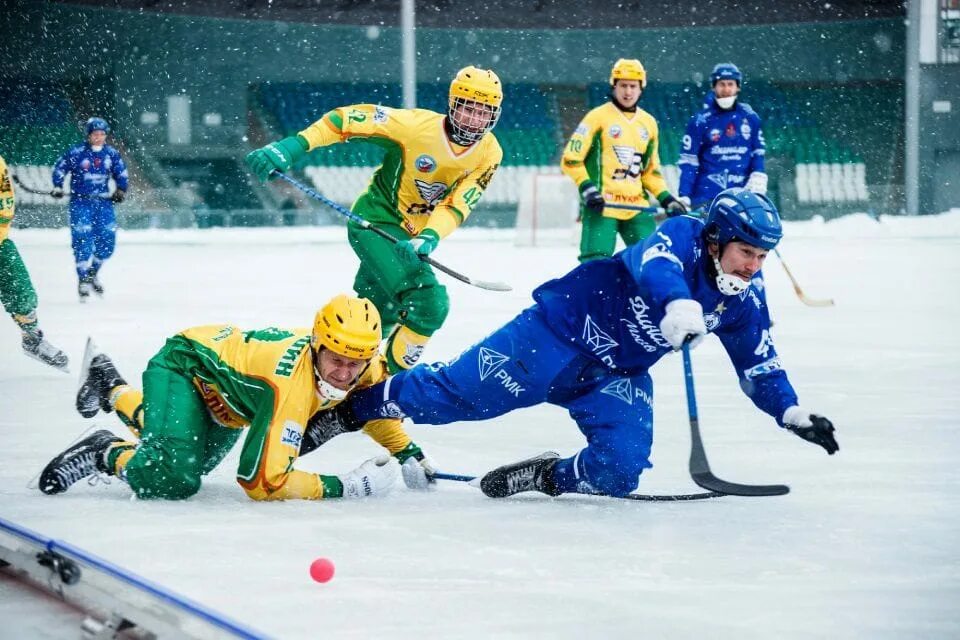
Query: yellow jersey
[[164, 324, 409, 501], [0, 155, 15, 242], [561, 102, 671, 220], [299, 104, 502, 239]]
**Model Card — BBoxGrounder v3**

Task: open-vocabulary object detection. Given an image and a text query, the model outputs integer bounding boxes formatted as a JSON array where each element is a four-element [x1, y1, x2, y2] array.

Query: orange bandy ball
[[309, 557, 335, 583]]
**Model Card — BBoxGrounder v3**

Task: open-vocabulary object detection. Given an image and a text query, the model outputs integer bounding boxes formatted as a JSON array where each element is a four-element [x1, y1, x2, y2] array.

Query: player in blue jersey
[[52, 117, 129, 301], [310, 188, 838, 499], [677, 64, 767, 210]]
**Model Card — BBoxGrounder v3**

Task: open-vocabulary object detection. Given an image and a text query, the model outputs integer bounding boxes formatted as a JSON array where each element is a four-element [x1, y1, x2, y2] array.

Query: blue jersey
[[52, 143, 128, 197], [677, 94, 765, 206], [532, 215, 797, 424]]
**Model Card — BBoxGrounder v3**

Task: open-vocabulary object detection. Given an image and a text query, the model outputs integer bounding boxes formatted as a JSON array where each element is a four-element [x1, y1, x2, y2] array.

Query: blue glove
[[394, 229, 440, 267]]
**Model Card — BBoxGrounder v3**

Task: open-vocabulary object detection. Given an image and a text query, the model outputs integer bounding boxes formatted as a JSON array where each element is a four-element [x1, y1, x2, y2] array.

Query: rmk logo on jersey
[[476, 346, 524, 396], [477, 346, 508, 380], [582, 315, 619, 367]]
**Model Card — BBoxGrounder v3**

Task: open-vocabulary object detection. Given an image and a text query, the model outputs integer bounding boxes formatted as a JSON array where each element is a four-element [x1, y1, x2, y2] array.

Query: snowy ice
[[1, 212, 959, 638]]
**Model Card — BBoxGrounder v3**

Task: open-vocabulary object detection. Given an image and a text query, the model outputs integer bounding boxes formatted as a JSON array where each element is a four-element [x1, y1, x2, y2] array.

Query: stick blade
[[692, 472, 790, 497], [798, 294, 835, 307], [471, 280, 512, 292]]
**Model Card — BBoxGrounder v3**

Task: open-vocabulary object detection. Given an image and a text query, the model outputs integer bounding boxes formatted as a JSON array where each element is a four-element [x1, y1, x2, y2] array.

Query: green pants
[[123, 348, 241, 500], [578, 209, 656, 263], [0, 239, 37, 317], [347, 222, 449, 337]]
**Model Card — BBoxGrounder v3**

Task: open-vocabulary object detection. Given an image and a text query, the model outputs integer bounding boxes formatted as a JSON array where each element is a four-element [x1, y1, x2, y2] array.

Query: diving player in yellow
[[246, 66, 503, 374], [38, 294, 436, 501], [561, 59, 687, 262], [0, 155, 69, 371]]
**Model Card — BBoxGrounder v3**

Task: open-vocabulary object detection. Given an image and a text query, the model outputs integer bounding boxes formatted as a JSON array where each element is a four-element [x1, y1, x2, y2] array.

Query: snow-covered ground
[[2, 212, 959, 639]]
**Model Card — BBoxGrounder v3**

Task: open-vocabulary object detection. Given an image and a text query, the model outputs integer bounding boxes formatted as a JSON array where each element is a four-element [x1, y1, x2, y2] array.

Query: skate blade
[[23, 350, 70, 374], [78, 337, 101, 390], [25, 424, 100, 490]]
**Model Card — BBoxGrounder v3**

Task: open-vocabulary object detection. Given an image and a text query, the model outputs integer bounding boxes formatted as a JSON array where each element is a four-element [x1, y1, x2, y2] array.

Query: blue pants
[[69, 197, 116, 279], [368, 306, 655, 497]]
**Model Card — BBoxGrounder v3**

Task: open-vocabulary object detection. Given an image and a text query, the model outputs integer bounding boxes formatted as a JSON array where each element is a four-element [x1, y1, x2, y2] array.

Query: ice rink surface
[[1, 213, 958, 639]]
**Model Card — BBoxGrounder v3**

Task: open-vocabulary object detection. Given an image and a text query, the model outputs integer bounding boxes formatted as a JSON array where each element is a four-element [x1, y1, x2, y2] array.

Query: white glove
[[745, 172, 768, 195], [659, 299, 706, 350], [401, 455, 437, 491], [678, 195, 692, 208], [782, 406, 813, 427], [340, 455, 399, 499]]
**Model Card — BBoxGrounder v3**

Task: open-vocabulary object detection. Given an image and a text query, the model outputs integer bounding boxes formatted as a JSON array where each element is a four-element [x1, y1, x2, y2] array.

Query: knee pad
[[400, 285, 449, 335], [127, 462, 202, 500]]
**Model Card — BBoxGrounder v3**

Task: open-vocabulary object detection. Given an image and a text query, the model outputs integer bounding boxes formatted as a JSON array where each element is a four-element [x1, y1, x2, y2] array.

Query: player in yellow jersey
[[561, 59, 687, 262], [246, 67, 503, 373], [0, 155, 69, 371], [38, 294, 436, 501]]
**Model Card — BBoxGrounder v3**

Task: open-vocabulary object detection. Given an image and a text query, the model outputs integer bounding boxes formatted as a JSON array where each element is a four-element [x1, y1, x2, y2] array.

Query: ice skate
[[479, 451, 561, 498], [38, 429, 121, 495], [22, 330, 69, 372], [76, 338, 127, 418]]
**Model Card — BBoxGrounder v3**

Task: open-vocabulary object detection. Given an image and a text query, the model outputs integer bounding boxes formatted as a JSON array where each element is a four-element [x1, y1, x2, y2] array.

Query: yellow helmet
[[447, 66, 503, 145], [449, 66, 503, 109], [311, 294, 381, 360], [609, 58, 647, 88]]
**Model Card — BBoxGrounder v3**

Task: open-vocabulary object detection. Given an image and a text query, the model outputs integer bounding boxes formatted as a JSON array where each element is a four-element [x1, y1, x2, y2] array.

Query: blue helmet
[[710, 63, 742, 87], [704, 188, 782, 250], [85, 117, 110, 135]]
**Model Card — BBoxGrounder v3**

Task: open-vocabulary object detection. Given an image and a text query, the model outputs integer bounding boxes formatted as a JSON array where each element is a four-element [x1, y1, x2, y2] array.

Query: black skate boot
[[78, 276, 93, 302], [76, 338, 127, 418], [480, 452, 562, 498], [91, 273, 105, 296], [39, 429, 122, 495], [22, 330, 70, 372]]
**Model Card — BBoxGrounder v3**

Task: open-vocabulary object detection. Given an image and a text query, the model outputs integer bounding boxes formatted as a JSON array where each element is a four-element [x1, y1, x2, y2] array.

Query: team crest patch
[[415, 154, 436, 173], [710, 128, 721, 142], [740, 121, 752, 140], [401, 343, 424, 367], [612, 145, 637, 167], [374, 106, 389, 123], [609, 125, 622, 139], [478, 346, 509, 381], [725, 122, 736, 137], [414, 179, 447, 205], [574, 123, 588, 136]]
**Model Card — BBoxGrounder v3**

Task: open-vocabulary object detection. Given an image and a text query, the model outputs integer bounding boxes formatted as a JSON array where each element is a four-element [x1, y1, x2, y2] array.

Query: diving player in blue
[[677, 64, 767, 210], [317, 188, 838, 499], [52, 117, 129, 301]]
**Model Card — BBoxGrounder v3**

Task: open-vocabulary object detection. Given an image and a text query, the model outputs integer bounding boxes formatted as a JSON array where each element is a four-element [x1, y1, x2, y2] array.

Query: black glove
[[298, 400, 364, 457], [50, 187, 64, 199], [785, 414, 839, 455], [111, 189, 126, 204], [660, 194, 687, 218], [579, 182, 605, 214]]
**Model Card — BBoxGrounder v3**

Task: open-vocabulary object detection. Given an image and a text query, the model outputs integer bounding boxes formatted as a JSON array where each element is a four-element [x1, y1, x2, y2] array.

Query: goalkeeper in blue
[[313, 188, 838, 498]]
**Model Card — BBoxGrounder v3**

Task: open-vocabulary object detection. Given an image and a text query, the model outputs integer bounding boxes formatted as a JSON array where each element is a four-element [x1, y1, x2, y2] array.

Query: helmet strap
[[714, 95, 737, 110], [312, 348, 356, 405], [712, 251, 750, 296]]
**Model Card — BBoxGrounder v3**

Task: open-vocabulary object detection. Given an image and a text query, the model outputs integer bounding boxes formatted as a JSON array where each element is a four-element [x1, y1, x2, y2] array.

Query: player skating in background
[[562, 58, 687, 262], [38, 294, 436, 501], [51, 117, 129, 301], [247, 66, 503, 374], [0, 155, 69, 371], [678, 63, 768, 209], [315, 189, 838, 499]]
